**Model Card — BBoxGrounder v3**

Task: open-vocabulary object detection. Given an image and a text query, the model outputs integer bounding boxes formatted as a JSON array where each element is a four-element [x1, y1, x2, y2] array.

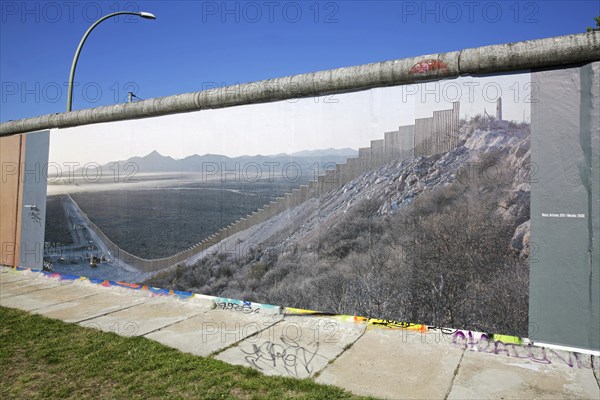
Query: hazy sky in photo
[[49, 72, 530, 165]]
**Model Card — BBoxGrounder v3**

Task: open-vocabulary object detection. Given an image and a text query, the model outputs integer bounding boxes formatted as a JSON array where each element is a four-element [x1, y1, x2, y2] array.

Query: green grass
[[0, 307, 373, 400]]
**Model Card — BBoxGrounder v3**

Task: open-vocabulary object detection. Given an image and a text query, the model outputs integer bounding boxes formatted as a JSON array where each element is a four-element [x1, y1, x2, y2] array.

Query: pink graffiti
[[409, 59, 448, 74], [451, 331, 593, 369]]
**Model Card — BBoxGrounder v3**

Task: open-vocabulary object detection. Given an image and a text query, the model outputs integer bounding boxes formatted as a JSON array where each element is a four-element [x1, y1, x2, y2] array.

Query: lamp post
[[66, 11, 156, 112]]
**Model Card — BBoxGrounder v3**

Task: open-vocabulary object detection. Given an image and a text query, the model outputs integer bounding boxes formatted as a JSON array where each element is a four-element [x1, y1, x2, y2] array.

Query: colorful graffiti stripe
[[2, 265, 523, 346], [213, 296, 280, 311]]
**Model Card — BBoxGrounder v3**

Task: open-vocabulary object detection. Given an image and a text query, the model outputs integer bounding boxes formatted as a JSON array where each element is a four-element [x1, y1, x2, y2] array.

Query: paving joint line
[[0, 277, 36, 286], [1, 276, 36, 283], [208, 316, 286, 358], [20, 292, 100, 313], [311, 321, 369, 380], [140, 308, 210, 337], [444, 347, 466, 400], [72, 296, 152, 324], [2, 288, 100, 321], [0, 281, 77, 300], [4, 273, 41, 279], [592, 355, 600, 390]]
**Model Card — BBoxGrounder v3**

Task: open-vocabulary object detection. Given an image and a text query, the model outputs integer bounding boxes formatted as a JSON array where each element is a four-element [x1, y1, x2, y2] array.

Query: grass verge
[[0, 306, 373, 400]]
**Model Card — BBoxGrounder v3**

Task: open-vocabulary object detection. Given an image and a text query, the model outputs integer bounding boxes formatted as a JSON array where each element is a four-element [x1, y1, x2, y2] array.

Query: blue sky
[[1, 0, 598, 122]]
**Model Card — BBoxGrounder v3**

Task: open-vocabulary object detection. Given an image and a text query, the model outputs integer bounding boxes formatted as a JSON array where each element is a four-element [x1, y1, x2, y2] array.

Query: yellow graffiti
[[368, 318, 427, 331], [492, 334, 523, 345]]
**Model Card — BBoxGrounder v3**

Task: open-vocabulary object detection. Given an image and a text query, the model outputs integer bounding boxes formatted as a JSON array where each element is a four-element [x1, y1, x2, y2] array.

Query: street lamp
[[66, 11, 156, 112]]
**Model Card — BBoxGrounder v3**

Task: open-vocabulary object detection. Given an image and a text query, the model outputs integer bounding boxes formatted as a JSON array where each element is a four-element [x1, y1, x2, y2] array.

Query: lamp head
[[139, 12, 156, 20]]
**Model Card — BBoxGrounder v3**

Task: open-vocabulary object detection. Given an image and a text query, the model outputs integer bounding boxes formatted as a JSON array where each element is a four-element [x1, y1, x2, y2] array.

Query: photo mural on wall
[[43, 71, 532, 336]]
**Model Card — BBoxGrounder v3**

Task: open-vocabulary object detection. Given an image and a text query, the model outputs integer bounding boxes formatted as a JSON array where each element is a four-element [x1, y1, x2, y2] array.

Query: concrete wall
[[415, 117, 434, 157], [370, 140, 385, 169], [358, 147, 371, 175], [3, 33, 598, 138], [400, 125, 416, 159], [1, 34, 598, 355], [414, 102, 460, 157], [530, 62, 600, 352], [0, 135, 25, 267], [19, 131, 50, 268], [0, 131, 49, 269], [346, 158, 361, 181], [433, 110, 451, 153], [384, 126, 415, 163], [452, 102, 460, 149]]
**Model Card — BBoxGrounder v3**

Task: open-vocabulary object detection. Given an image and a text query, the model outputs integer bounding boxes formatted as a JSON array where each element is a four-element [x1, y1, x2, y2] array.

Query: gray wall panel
[[530, 62, 599, 351], [19, 130, 50, 269]]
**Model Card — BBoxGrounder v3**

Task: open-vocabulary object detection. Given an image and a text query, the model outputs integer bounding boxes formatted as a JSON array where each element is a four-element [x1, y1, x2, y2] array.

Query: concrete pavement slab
[[315, 327, 465, 399], [33, 291, 150, 323], [80, 297, 212, 336], [0, 277, 67, 299], [447, 348, 600, 400], [145, 306, 283, 357], [0, 272, 36, 284], [0, 277, 34, 286], [3, 268, 41, 278], [216, 315, 366, 379], [2, 268, 597, 399], [0, 282, 97, 312]]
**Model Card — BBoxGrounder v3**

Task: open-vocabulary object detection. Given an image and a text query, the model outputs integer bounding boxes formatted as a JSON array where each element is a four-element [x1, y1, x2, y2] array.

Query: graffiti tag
[[215, 300, 260, 314], [25, 204, 41, 225], [241, 336, 321, 377], [451, 331, 593, 369]]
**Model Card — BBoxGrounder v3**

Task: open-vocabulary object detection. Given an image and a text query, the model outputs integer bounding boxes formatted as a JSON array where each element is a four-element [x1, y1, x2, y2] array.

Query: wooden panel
[[0, 135, 25, 266]]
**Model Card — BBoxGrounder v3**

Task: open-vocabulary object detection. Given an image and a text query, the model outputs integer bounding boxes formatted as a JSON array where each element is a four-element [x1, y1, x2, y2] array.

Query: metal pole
[[66, 11, 156, 112]]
